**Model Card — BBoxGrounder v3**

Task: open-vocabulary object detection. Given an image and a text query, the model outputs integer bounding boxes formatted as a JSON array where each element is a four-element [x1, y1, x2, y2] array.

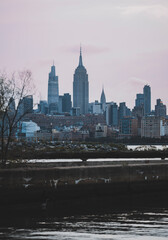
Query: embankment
[[1, 160, 168, 215], [9, 149, 168, 160]]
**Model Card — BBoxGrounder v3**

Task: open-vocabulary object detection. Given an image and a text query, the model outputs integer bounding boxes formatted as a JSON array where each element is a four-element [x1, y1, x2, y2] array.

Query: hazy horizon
[[1, 0, 168, 110]]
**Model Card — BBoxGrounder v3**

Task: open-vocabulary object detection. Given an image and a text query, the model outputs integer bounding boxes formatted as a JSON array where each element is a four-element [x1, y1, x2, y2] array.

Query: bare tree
[[0, 70, 34, 167]]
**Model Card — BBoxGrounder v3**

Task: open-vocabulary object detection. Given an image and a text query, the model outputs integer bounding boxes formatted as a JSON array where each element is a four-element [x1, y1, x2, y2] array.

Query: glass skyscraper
[[143, 85, 151, 116], [48, 64, 59, 108]]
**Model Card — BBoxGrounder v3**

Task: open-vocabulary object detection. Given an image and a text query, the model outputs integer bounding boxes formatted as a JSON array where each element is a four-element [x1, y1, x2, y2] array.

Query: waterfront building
[[143, 85, 151, 116], [48, 64, 59, 112], [155, 99, 166, 117], [73, 47, 89, 115]]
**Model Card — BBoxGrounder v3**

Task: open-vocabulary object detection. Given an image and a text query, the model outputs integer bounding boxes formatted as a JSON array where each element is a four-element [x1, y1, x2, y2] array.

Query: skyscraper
[[48, 64, 59, 110], [155, 99, 166, 117], [118, 102, 132, 122], [18, 95, 33, 117], [143, 85, 151, 116], [105, 102, 118, 126], [62, 93, 72, 113], [135, 93, 144, 107], [73, 47, 89, 115], [100, 87, 106, 112]]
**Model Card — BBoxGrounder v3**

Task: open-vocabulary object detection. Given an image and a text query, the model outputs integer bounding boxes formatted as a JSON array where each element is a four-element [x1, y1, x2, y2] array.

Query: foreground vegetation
[[0, 141, 168, 168]]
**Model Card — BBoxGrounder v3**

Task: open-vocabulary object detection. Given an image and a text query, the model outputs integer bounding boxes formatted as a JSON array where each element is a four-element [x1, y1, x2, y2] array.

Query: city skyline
[[0, 0, 168, 109]]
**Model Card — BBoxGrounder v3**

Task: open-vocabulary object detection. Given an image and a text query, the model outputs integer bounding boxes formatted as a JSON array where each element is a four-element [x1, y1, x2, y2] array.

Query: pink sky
[[0, 0, 168, 110]]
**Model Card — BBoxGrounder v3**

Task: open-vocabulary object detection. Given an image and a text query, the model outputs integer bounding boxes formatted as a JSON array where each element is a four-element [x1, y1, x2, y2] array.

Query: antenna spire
[[79, 45, 83, 66]]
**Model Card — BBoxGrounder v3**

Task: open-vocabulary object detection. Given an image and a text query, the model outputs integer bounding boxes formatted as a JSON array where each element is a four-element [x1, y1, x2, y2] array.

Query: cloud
[[117, 4, 168, 18], [129, 77, 148, 85]]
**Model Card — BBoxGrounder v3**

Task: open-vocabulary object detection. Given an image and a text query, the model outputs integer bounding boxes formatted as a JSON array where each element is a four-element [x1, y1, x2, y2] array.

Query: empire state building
[[73, 48, 89, 115]]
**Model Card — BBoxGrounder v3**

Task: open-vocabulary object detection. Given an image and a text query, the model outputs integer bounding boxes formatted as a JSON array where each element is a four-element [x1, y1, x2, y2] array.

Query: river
[[0, 208, 168, 239], [1, 150, 168, 239]]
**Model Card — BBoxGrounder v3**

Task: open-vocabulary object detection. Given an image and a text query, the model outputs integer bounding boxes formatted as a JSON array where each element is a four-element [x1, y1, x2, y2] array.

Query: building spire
[[102, 84, 104, 92], [79, 45, 83, 66], [100, 85, 106, 105]]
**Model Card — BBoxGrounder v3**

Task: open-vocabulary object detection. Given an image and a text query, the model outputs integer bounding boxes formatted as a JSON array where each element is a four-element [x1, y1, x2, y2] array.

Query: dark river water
[[1, 208, 168, 240]]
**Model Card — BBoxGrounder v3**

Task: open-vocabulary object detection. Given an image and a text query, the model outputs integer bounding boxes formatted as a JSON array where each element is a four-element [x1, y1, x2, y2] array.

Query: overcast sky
[[0, 0, 168, 109]]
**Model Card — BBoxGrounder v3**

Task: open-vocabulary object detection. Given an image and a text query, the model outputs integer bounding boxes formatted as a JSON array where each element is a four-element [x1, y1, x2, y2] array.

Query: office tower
[[100, 87, 106, 112], [18, 95, 33, 117], [135, 93, 144, 107], [39, 101, 48, 115], [119, 117, 138, 136], [49, 103, 58, 115], [155, 99, 166, 117], [73, 47, 89, 115], [48, 64, 59, 110], [105, 102, 118, 126], [58, 96, 63, 113], [92, 100, 102, 114], [23, 95, 33, 114], [118, 102, 132, 122], [143, 85, 151, 116], [62, 93, 72, 113]]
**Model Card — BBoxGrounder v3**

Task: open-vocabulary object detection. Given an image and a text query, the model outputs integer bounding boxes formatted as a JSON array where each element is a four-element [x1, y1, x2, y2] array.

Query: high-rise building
[[143, 85, 151, 116], [118, 102, 132, 122], [58, 96, 63, 113], [62, 93, 72, 113], [105, 102, 118, 126], [38, 100, 48, 115], [119, 117, 138, 136], [48, 64, 59, 110], [155, 99, 166, 117], [73, 47, 89, 115], [23, 95, 33, 114], [100, 87, 106, 112], [141, 116, 163, 138], [135, 93, 144, 107], [17, 95, 33, 118], [92, 101, 102, 114]]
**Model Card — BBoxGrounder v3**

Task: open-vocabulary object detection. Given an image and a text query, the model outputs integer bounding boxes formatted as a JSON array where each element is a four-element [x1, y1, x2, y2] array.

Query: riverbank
[[1, 160, 168, 216], [5, 149, 168, 162], [2, 142, 168, 163]]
